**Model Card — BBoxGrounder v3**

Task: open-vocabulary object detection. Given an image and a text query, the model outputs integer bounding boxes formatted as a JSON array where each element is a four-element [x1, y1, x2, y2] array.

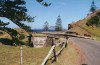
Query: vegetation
[[47, 43, 79, 65], [90, 1, 97, 13], [0, 20, 9, 27], [0, 20, 21, 45], [86, 15, 100, 27], [84, 26, 100, 41], [0, 0, 34, 45], [0, 45, 50, 65], [0, 0, 51, 45], [0, 41, 80, 65], [55, 15, 63, 31], [0, 0, 34, 32], [68, 9, 100, 41], [43, 21, 49, 31], [83, 5, 100, 40], [86, 1, 100, 27], [36, 0, 51, 7]]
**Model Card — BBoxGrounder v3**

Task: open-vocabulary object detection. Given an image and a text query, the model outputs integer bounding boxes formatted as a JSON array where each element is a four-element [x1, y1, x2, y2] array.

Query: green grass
[[94, 36, 100, 41], [84, 26, 100, 41], [0, 45, 50, 65]]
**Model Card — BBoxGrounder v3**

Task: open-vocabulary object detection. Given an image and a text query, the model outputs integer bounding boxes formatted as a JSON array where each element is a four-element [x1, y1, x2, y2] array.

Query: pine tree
[[43, 21, 49, 31], [55, 15, 62, 31], [0, 0, 50, 32], [0, 20, 20, 45], [90, 1, 97, 13], [0, 0, 50, 45], [0, 0, 34, 32], [36, 0, 51, 7], [0, 20, 9, 27], [0, 0, 34, 45]]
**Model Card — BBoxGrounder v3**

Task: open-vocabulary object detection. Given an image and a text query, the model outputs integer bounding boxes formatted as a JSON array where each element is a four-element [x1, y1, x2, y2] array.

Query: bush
[[0, 38, 25, 46], [0, 38, 14, 45], [86, 16, 100, 27], [0, 32, 3, 34], [19, 34, 25, 40]]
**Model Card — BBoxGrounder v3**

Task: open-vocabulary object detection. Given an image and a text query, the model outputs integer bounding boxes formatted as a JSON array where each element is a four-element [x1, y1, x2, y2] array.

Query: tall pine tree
[[55, 15, 62, 31], [43, 21, 49, 31], [90, 1, 97, 13]]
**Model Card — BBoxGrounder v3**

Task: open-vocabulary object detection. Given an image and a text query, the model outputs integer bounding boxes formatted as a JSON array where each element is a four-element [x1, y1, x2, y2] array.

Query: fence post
[[53, 47, 56, 62], [51, 37, 54, 46], [41, 45, 55, 65], [20, 46, 23, 65], [65, 37, 68, 48], [51, 37, 56, 63]]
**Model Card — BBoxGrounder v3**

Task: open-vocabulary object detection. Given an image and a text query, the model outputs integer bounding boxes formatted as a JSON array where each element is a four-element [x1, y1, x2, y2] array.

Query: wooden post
[[41, 45, 55, 65], [51, 37, 54, 46], [53, 47, 56, 62], [65, 37, 68, 48], [20, 46, 23, 65]]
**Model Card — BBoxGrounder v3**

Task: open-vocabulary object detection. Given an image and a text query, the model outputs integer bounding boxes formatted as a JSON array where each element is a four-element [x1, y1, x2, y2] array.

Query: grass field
[[0, 42, 79, 65], [0, 45, 50, 65]]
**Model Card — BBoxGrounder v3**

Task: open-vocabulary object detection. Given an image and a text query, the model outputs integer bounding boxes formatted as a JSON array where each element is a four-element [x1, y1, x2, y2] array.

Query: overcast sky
[[1, 0, 100, 29]]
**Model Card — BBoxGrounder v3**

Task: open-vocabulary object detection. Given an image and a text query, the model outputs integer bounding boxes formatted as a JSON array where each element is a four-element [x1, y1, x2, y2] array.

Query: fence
[[0, 36, 68, 65], [41, 42, 67, 65]]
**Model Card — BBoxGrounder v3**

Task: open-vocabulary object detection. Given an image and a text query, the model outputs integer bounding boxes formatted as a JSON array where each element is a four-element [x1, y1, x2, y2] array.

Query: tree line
[[43, 15, 63, 31]]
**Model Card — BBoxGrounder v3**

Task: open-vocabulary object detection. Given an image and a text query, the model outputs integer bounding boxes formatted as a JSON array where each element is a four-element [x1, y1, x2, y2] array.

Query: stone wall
[[31, 36, 47, 47]]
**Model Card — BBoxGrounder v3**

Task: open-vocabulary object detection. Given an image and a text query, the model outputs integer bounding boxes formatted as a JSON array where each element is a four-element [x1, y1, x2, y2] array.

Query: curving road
[[70, 37, 100, 65]]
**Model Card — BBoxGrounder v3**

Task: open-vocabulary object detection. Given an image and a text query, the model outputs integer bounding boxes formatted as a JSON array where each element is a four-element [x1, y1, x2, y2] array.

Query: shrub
[[19, 34, 25, 40], [86, 16, 100, 27]]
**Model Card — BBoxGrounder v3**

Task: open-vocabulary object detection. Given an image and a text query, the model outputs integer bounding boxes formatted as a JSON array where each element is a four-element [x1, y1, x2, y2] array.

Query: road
[[70, 37, 100, 65]]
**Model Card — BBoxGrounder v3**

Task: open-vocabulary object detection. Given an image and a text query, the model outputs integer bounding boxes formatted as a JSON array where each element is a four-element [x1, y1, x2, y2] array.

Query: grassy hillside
[[84, 26, 100, 41], [69, 9, 100, 41]]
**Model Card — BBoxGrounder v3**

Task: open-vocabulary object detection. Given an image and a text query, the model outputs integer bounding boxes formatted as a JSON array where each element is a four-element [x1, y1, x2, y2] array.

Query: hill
[[68, 9, 100, 41]]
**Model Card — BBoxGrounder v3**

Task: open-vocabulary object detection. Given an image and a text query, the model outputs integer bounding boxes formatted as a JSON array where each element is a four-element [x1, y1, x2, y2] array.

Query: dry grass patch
[[0, 45, 50, 65], [47, 43, 79, 65]]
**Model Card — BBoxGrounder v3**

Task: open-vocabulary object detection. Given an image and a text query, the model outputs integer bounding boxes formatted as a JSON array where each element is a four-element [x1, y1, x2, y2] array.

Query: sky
[[0, 0, 100, 29]]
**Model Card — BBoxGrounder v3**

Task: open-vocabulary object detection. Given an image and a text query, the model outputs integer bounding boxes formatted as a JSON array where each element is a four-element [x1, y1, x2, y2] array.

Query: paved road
[[70, 37, 100, 65]]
